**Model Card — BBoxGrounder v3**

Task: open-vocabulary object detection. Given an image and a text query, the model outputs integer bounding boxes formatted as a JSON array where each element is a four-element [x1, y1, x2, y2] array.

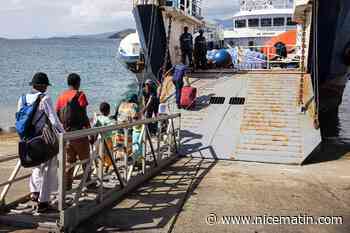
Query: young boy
[[93, 102, 115, 172]]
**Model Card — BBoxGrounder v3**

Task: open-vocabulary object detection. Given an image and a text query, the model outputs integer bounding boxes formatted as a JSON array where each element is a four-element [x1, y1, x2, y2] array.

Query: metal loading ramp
[[180, 71, 321, 165]]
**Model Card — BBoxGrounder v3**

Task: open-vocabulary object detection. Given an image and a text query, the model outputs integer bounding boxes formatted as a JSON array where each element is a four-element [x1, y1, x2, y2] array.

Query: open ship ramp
[[177, 70, 321, 164]]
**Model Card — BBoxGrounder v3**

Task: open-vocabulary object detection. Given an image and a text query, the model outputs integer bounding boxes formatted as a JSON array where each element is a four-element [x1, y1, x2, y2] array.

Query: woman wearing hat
[[17, 72, 64, 213], [142, 79, 159, 135]]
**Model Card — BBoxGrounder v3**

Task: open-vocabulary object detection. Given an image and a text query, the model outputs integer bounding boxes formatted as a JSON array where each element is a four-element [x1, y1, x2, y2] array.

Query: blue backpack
[[15, 94, 44, 139]]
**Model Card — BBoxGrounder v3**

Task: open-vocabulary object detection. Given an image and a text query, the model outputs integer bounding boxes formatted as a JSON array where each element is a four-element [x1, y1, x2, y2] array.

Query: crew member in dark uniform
[[180, 26, 193, 67], [194, 29, 208, 70]]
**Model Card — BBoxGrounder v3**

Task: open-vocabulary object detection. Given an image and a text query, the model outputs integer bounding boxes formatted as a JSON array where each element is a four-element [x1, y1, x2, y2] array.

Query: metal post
[[124, 129, 129, 181], [103, 139, 124, 188], [142, 125, 147, 174], [178, 115, 181, 153], [157, 120, 161, 162], [267, 47, 270, 69], [145, 126, 158, 167], [167, 120, 172, 158], [98, 137, 104, 203], [0, 160, 21, 206], [58, 133, 66, 228], [170, 118, 178, 155]]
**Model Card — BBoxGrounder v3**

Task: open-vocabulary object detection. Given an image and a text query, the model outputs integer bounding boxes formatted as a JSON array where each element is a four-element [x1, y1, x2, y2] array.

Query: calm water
[[0, 38, 137, 128]]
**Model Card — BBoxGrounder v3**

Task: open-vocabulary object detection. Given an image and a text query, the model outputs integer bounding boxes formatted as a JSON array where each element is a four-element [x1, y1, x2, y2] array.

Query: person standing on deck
[[194, 29, 208, 70], [17, 72, 65, 213], [172, 64, 187, 109], [56, 73, 93, 191], [180, 26, 193, 67]]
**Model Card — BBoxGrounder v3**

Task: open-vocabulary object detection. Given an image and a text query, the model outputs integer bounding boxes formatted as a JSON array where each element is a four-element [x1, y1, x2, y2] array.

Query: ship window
[[273, 17, 285, 26], [235, 19, 246, 28], [287, 17, 297, 26], [261, 18, 272, 27], [248, 18, 259, 27]]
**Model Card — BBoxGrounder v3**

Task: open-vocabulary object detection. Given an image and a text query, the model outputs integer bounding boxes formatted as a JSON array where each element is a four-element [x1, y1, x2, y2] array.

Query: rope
[[158, 16, 173, 98]]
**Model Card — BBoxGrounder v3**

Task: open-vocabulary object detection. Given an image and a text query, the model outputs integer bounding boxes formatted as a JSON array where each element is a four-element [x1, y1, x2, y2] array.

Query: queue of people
[[16, 72, 164, 213], [15, 25, 200, 214], [180, 26, 208, 70]]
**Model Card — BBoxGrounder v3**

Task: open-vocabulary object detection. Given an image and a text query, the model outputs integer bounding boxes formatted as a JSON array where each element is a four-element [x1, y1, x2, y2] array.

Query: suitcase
[[180, 86, 197, 109]]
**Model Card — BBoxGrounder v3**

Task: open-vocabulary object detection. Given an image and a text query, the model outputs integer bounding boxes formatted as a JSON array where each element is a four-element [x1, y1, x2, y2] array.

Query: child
[[94, 102, 115, 172]]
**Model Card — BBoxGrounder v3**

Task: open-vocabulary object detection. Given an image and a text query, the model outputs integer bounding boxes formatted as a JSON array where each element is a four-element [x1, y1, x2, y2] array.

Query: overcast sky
[[0, 0, 239, 39]]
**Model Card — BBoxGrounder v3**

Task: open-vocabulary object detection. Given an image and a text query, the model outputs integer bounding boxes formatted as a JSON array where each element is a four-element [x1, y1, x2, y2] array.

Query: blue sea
[[0, 38, 137, 128]]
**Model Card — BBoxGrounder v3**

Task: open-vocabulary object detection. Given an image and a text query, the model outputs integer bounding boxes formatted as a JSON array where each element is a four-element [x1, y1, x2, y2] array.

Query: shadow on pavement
[[76, 148, 218, 233]]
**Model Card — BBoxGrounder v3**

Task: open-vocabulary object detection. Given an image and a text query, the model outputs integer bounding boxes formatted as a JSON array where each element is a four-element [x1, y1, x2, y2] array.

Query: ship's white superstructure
[[225, 0, 297, 46]]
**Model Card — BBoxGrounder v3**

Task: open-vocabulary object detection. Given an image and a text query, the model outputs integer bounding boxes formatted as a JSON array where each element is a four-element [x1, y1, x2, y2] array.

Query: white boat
[[118, 32, 142, 70], [132, 0, 203, 76], [224, 0, 297, 47]]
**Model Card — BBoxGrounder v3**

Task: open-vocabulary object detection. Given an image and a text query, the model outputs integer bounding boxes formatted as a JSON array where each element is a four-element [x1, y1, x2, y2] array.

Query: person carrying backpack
[[16, 72, 64, 213], [56, 73, 92, 191]]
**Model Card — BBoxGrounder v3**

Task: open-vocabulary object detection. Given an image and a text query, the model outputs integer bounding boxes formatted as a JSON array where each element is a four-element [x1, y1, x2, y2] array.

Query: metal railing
[[0, 113, 181, 232], [132, 0, 202, 18]]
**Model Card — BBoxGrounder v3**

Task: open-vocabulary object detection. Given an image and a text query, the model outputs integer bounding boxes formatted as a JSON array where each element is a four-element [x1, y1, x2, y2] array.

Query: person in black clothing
[[142, 79, 159, 135], [180, 26, 193, 66], [194, 29, 208, 70]]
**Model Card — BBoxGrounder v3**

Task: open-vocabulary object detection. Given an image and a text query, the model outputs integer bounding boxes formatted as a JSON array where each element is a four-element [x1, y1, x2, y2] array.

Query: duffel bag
[[19, 121, 59, 168]]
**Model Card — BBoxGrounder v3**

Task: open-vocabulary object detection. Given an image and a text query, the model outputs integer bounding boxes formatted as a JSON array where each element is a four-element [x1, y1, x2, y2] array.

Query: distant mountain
[[68, 31, 117, 39], [47, 29, 136, 40], [108, 29, 136, 39]]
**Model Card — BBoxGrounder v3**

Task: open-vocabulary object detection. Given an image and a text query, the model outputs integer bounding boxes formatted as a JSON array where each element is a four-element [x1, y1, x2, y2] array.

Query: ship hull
[[132, 4, 167, 78], [133, 4, 203, 78]]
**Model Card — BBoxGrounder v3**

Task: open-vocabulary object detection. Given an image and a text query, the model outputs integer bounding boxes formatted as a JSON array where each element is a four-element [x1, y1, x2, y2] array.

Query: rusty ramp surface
[[180, 72, 321, 165]]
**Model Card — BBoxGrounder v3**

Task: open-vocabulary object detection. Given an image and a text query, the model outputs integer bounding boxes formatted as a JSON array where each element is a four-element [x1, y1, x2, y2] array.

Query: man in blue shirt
[[180, 26, 193, 67]]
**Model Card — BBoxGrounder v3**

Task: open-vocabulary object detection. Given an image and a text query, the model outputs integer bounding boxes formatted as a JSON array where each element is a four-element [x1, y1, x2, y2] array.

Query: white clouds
[[0, 0, 237, 38], [70, 0, 132, 23], [203, 1, 239, 19]]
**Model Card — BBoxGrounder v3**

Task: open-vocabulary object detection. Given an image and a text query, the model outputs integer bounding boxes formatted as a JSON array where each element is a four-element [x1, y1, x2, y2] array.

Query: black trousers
[[181, 50, 193, 66], [195, 51, 207, 69]]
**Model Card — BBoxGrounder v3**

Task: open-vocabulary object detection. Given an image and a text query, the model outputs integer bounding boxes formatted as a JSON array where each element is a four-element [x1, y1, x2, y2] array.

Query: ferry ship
[[131, 0, 321, 164], [225, 0, 297, 47], [1, 1, 350, 232]]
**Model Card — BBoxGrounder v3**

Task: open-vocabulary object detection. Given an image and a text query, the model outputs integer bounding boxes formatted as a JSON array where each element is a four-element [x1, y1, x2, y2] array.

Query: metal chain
[[299, 9, 307, 107], [158, 16, 173, 98], [162, 16, 173, 79]]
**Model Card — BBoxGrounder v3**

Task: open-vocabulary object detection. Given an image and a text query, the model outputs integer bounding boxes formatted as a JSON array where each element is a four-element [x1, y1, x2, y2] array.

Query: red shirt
[[56, 90, 88, 113]]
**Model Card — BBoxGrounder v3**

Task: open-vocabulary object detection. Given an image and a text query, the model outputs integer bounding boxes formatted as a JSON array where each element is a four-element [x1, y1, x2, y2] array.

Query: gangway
[[0, 114, 181, 232]]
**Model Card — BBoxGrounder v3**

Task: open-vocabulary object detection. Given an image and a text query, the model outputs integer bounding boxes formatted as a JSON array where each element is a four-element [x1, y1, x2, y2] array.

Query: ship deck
[[175, 70, 321, 164]]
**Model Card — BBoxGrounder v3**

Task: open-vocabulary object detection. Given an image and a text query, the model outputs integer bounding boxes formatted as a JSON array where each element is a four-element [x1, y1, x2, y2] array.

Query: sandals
[[30, 192, 39, 202]]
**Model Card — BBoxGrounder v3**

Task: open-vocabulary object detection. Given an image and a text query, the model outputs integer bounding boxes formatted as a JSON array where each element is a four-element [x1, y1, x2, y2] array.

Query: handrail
[[0, 155, 18, 163], [63, 114, 180, 140], [0, 113, 181, 219], [55, 112, 182, 230]]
